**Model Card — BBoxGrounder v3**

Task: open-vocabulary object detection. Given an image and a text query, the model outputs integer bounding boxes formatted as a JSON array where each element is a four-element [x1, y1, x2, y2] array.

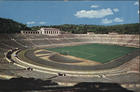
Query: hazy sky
[[0, 0, 139, 26]]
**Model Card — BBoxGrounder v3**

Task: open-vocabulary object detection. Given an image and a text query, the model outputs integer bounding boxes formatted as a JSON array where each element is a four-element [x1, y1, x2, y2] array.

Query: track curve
[[18, 48, 139, 71]]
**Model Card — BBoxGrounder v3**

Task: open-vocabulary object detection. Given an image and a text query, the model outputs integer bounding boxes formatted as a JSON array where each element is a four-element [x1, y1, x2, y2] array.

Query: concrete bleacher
[[0, 34, 139, 49], [3, 34, 140, 48], [0, 33, 139, 85]]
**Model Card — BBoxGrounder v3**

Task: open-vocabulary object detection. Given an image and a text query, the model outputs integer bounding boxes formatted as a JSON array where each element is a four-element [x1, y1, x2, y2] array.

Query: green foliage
[[32, 23, 140, 34], [0, 17, 139, 34], [0, 17, 30, 33], [107, 23, 140, 34]]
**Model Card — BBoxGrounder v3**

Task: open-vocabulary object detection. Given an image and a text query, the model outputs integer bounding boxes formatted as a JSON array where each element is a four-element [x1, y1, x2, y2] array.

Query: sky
[[0, 0, 139, 26]]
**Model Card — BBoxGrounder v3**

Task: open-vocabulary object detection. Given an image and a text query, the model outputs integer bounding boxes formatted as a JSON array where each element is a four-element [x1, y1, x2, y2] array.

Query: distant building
[[21, 30, 40, 34], [21, 28, 61, 35]]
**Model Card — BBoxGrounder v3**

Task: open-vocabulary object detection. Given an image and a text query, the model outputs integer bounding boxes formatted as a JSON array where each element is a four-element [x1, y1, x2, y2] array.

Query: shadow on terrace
[[0, 77, 134, 92]]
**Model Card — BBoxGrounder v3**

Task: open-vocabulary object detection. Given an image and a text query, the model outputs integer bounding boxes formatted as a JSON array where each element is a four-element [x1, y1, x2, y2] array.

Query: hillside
[[0, 17, 30, 33], [0, 17, 139, 34]]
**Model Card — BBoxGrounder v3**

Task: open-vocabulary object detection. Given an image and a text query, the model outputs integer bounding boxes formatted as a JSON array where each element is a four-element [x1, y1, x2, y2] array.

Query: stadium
[[0, 31, 140, 91], [0, 1, 139, 91]]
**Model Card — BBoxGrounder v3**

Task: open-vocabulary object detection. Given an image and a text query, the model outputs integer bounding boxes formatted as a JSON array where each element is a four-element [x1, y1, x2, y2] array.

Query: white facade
[[21, 28, 61, 35], [39, 28, 60, 35]]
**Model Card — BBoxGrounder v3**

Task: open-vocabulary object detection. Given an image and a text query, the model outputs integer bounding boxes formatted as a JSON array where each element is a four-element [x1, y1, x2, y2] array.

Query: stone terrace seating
[[0, 34, 139, 49]]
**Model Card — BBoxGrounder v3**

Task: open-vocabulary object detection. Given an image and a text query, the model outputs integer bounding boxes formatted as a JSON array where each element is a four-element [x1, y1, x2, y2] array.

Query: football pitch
[[47, 43, 139, 63]]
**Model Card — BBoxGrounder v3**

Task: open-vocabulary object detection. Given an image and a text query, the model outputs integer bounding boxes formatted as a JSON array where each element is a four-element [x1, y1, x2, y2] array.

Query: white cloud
[[101, 18, 112, 24], [134, 1, 139, 6], [113, 8, 119, 12], [138, 10, 139, 14], [74, 8, 113, 18], [27, 21, 35, 25], [39, 21, 46, 25], [113, 17, 124, 22], [101, 17, 123, 24], [91, 5, 99, 8]]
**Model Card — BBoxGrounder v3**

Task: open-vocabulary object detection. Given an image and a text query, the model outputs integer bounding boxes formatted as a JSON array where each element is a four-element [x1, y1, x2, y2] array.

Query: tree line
[[0, 17, 139, 34], [31, 23, 140, 34], [0, 17, 30, 33]]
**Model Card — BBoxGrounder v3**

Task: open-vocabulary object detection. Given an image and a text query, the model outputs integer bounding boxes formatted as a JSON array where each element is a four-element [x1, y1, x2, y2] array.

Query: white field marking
[[86, 55, 96, 59]]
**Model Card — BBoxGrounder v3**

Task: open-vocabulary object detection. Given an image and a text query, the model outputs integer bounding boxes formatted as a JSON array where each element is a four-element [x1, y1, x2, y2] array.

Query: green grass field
[[47, 44, 139, 63]]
